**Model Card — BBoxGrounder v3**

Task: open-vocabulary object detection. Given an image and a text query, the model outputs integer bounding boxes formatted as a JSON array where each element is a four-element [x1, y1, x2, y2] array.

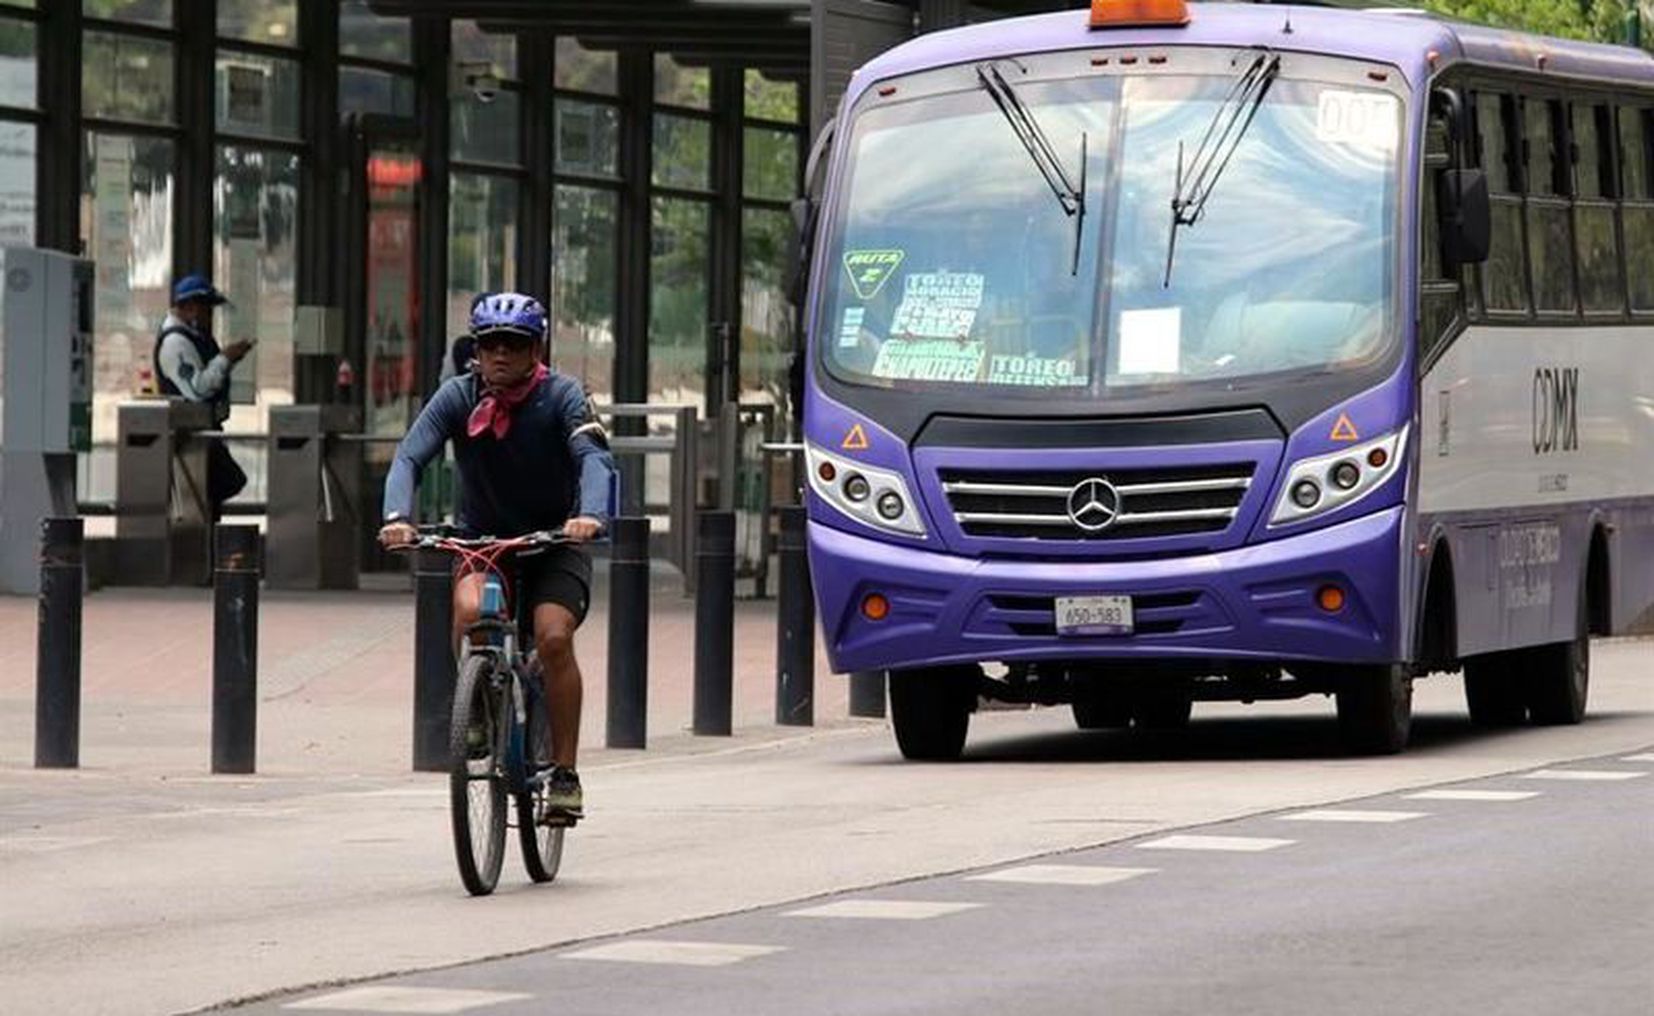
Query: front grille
[[940, 463, 1254, 541]]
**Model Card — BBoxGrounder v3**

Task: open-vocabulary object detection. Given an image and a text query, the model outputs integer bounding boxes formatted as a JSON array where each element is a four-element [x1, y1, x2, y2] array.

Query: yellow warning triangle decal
[[1329, 413, 1360, 442], [841, 423, 870, 451]]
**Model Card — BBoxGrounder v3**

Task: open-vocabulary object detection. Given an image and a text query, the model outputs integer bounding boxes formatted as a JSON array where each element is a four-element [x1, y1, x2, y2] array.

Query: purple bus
[[796, 1, 1654, 759]]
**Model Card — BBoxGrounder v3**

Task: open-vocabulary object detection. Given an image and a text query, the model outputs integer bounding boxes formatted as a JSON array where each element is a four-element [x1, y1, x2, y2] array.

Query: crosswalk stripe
[[283, 986, 532, 1013], [1280, 809, 1426, 823], [1405, 789, 1539, 802], [1521, 769, 1647, 782], [967, 865, 1158, 886], [561, 940, 784, 967], [785, 900, 981, 920], [1620, 753, 1654, 763], [1135, 834, 1294, 852]]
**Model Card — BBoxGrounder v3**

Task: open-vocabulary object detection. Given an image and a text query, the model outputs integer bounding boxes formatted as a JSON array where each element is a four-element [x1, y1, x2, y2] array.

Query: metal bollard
[[693, 511, 736, 736], [849, 670, 886, 718], [212, 525, 261, 774], [774, 506, 814, 726], [412, 546, 455, 772], [35, 517, 84, 769], [606, 516, 651, 749]]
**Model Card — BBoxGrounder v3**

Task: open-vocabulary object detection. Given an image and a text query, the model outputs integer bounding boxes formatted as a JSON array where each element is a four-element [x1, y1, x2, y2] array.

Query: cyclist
[[378, 292, 614, 821]]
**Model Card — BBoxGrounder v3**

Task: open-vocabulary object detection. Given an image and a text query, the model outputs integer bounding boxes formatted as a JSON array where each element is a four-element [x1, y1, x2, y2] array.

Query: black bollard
[[849, 670, 886, 718], [411, 546, 455, 772], [35, 517, 84, 769], [212, 525, 260, 774], [693, 511, 736, 736], [606, 516, 650, 749], [775, 506, 815, 726]]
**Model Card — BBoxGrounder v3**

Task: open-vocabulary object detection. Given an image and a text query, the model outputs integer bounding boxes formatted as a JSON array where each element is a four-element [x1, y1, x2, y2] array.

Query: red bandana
[[467, 364, 548, 440]]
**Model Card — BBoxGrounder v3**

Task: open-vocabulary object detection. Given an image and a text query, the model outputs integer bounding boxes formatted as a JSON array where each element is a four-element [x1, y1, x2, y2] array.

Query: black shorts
[[458, 544, 593, 625]]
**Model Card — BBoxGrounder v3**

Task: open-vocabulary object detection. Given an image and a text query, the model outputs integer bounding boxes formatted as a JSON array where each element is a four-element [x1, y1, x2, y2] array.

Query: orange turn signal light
[[861, 593, 890, 622], [1090, 0, 1190, 29], [1316, 584, 1347, 613]]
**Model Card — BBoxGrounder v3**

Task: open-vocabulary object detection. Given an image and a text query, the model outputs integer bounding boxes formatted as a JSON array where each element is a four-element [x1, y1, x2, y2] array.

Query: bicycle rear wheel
[[517, 700, 565, 882], [450, 655, 507, 896]]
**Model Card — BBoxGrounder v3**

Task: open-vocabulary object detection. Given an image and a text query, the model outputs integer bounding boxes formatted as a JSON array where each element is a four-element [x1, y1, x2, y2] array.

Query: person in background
[[153, 273, 255, 519]]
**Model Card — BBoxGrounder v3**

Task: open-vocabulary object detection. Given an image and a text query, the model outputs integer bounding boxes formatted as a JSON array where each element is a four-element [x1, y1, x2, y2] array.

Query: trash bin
[[114, 399, 215, 586], [266, 405, 362, 589]]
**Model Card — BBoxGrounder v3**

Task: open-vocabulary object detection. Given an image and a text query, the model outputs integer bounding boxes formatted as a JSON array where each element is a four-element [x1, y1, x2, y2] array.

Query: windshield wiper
[[976, 61, 1088, 276], [1163, 50, 1282, 287]]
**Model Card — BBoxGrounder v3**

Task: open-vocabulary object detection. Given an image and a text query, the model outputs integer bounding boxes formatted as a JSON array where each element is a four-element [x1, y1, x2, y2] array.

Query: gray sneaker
[[544, 766, 583, 822]]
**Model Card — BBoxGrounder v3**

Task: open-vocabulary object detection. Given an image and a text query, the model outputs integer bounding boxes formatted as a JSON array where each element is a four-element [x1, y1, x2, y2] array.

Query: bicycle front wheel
[[450, 655, 508, 896]]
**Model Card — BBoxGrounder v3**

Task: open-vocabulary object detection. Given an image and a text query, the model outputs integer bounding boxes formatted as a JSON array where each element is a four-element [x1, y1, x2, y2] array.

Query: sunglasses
[[475, 332, 536, 353]]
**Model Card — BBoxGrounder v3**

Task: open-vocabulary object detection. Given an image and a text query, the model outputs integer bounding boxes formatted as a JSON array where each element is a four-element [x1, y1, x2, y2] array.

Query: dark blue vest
[[154, 322, 229, 419]]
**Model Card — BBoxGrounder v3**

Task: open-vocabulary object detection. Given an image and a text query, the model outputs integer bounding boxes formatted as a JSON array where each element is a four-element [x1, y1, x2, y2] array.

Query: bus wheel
[[1336, 664, 1412, 755], [1527, 591, 1590, 726], [1463, 653, 1527, 727], [1133, 688, 1194, 730], [889, 666, 977, 761]]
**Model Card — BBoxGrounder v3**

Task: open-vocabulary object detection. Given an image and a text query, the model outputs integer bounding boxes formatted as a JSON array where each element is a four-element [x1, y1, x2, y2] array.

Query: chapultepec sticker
[[842, 250, 905, 300]]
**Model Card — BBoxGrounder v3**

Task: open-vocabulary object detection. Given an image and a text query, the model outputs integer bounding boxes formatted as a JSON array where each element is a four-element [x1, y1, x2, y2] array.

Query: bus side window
[[1524, 96, 1577, 315], [1620, 106, 1654, 313], [1573, 101, 1623, 315], [1475, 92, 1529, 314]]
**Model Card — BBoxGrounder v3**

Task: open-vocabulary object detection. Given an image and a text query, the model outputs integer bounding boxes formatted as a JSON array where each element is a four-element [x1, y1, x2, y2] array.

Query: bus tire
[[1336, 664, 1412, 755], [889, 666, 976, 761], [1527, 589, 1590, 726], [1462, 654, 1527, 727]]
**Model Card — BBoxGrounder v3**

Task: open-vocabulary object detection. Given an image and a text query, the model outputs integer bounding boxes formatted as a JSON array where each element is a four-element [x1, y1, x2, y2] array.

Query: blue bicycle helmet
[[469, 292, 547, 342]]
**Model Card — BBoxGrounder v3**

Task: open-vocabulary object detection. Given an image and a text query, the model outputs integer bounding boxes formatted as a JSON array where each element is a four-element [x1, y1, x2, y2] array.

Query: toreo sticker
[[842, 250, 905, 300], [890, 271, 985, 340], [871, 339, 985, 383], [987, 354, 1082, 387]]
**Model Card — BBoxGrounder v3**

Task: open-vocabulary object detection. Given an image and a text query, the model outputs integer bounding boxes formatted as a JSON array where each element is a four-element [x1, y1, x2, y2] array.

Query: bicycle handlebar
[[386, 527, 575, 554]]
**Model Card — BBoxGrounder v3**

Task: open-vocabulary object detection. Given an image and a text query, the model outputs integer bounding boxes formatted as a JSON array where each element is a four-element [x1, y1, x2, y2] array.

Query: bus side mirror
[[785, 196, 816, 308], [1439, 168, 1491, 266]]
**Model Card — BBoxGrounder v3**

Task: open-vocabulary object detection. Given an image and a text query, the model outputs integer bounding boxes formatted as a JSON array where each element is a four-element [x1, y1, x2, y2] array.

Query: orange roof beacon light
[[1090, 0, 1191, 29]]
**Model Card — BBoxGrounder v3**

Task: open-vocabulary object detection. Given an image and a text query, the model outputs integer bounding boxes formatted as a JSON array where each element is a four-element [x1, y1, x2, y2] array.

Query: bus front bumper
[[809, 506, 1406, 674]]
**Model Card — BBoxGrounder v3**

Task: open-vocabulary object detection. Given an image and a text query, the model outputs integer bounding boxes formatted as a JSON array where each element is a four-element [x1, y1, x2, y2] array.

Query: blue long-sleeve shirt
[[382, 371, 615, 536]]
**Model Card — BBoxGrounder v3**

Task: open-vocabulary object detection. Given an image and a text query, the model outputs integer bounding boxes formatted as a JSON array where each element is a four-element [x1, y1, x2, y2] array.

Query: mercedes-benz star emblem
[[1066, 477, 1121, 532]]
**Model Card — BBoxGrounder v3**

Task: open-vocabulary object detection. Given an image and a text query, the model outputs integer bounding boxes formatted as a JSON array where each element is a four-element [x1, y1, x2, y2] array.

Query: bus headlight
[[806, 442, 927, 537], [1270, 427, 1406, 527]]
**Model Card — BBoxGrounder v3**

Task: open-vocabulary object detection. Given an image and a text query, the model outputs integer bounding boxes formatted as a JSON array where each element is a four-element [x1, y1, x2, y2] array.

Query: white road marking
[[968, 865, 1158, 886], [1405, 789, 1540, 802], [1280, 809, 1426, 823], [786, 900, 982, 920], [1135, 834, 1294, 852], [1620, 753, 1654, 763], [561, 940, 784, 967], [0, 836, 113, 853], [1521, 769, 1647, 782], [283, 986, 531, 1013]]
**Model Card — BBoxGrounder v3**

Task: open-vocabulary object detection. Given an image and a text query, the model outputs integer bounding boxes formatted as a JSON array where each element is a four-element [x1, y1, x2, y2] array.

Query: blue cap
[[172, 273, 228, 306]]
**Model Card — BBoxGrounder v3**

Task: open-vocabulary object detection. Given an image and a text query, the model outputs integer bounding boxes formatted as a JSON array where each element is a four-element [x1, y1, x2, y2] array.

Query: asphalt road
[[250, 750, 1654, 1016]]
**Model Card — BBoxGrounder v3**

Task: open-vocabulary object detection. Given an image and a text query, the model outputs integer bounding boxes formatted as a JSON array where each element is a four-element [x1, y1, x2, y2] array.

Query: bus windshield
[[820, 60, 1401, 396]]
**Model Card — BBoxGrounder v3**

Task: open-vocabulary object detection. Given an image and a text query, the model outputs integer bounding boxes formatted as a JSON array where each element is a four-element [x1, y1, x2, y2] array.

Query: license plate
[[1054, 595, 1134, 636]]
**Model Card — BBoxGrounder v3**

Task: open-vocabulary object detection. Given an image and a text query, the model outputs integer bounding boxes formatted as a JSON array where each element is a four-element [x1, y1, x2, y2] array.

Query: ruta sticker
[[1330, 413, 1361, 442], [842, 250, 905, 300], [841, 423, 870, 451]]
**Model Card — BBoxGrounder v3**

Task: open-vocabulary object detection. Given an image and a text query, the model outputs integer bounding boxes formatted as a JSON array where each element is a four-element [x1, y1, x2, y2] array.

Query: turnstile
[[114, 399, 216, 586], [266, 405, 362, 589]]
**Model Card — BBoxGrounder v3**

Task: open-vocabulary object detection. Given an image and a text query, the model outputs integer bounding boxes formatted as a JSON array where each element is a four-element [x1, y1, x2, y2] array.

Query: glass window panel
[[554, 36, 615, 95], [649, 196, 708, 404], [452, 88, 520, 166], [1625, 207, 1654, 311], [80, 133, 174, 503], [744, 69, 799, 124], [654, 53, 708, 110], [1575, 204, 1621, 313], [84, 0, 170, 27], [555, 98, 619, 178], [1477, 93, 1513, 194], [1622, 107, 1651, 200], [447, 172, 519, 343], [218, 0, 296, 46], [740, 207, 794, 417], [340, 66, 414, 118], [1483, 199, 1527, 312], [84, 32, 174, 124], [216, 53, 301, 140], [653, 114, 709, 191], [1573, 105, 1605, 199], [340, 0, 411, 64], [0, 18, 36, 108], [452, 20, 515, 80], [0, 120, 34, 246], [1528, 203, 1574, 313], [362, 146, 422, 439], [1525, 98, 1556, 196], [743, 126, 797, 202], [214, 146, 299, 462], [553, 185, 617, 401]]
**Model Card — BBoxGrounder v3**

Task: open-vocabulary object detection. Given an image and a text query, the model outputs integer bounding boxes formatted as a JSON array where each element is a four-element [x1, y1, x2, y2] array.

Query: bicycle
[[394, 526, 575, 896]]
